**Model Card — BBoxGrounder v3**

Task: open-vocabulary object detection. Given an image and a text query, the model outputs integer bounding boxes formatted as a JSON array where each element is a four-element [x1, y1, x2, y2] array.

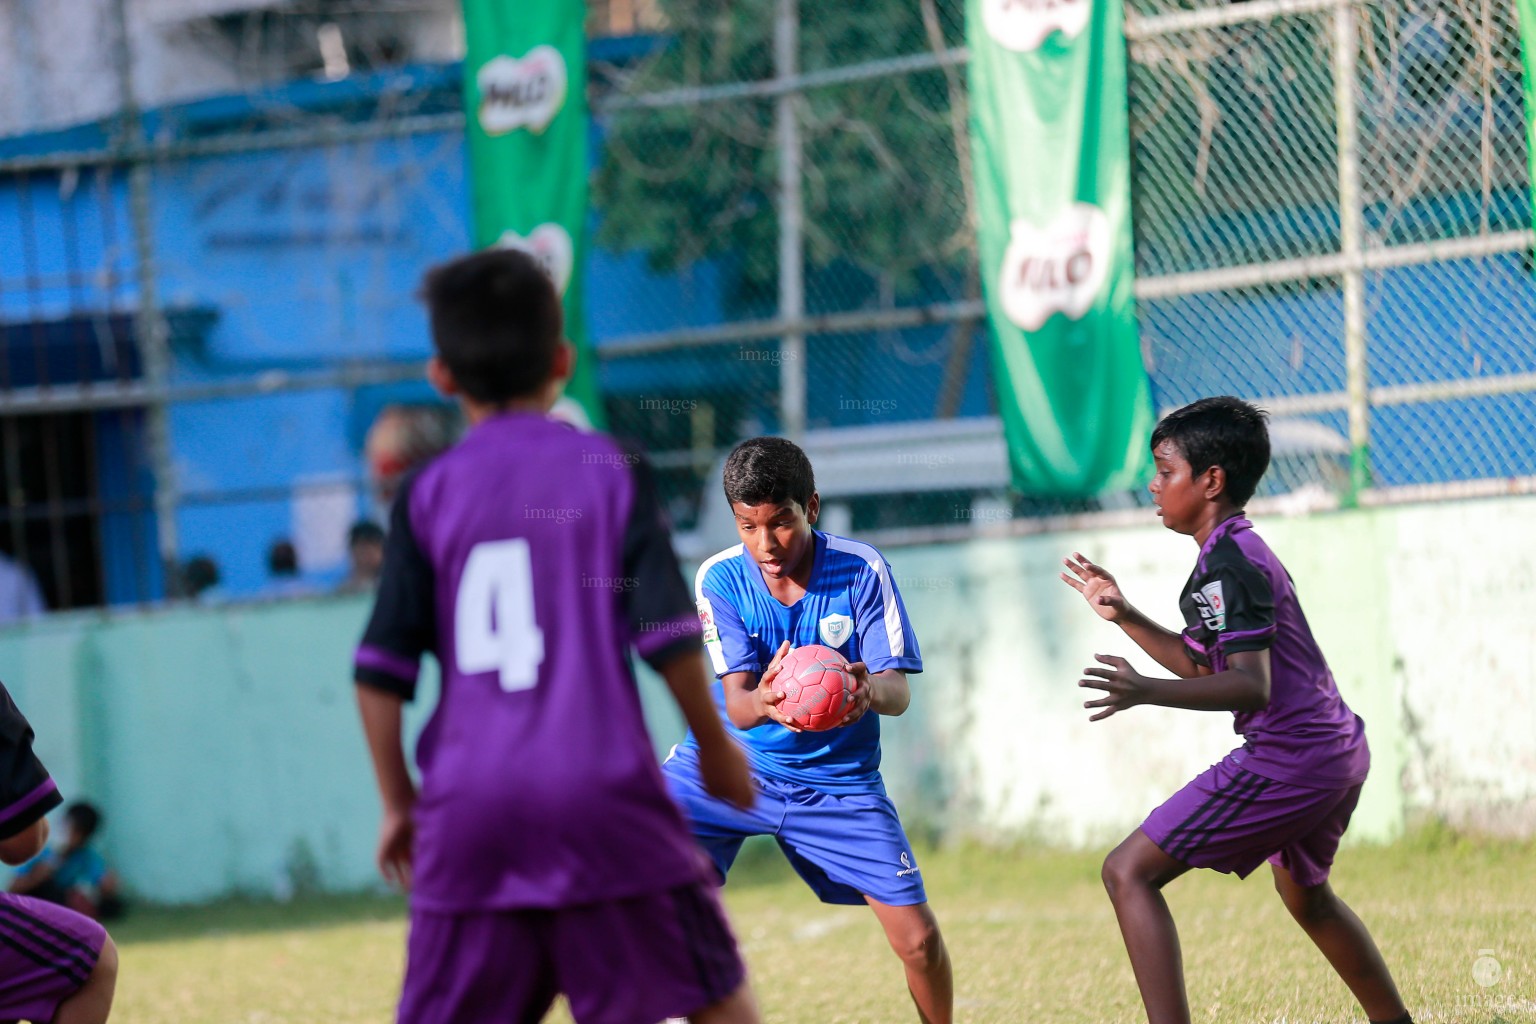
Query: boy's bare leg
[[866, 898, 952, 1024], [1101, 830, 1194, 1024], [687, 981, 761, 1024], [1271, 864, 1408, 1022], [53, 934, 117, 1024]]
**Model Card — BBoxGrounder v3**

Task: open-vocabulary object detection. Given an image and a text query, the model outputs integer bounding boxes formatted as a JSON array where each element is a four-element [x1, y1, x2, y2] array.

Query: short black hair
[[268, 539, 299, 576], [347, 521, 385, 547], [723, 437, 816, 511], [65, 801, 101, 840], [420, 248, 563, 404], [1150, 396, 1270, 507]]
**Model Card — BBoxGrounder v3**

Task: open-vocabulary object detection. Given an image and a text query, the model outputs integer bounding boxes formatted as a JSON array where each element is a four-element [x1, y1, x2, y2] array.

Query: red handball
[[774, 644, 856, 731]]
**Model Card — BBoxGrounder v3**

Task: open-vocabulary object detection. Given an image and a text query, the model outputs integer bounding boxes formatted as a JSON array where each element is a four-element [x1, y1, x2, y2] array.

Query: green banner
[[1521, 0, 1536, 247], [461, 0, 603, 425], [967, 0, 1153, 495]]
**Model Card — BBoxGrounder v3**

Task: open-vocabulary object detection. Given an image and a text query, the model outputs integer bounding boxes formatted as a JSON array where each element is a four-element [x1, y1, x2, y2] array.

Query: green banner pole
[[967, 0, 1154, 495], [461, 0, 604, 426], [1520, 0, 1536, 258]]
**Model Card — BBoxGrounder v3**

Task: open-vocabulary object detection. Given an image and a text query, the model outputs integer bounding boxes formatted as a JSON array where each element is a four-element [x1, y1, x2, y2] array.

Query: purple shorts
[[398, 881, 745, 1024], [1142, 757, 1363, 887], [0, 892, 106, 1023]]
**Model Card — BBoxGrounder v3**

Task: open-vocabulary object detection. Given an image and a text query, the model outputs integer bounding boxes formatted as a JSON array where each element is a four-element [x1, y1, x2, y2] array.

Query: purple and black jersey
[[354, 411, 710, 913], [0, 682, 61, 841], [1179, 515, 1369, 788]]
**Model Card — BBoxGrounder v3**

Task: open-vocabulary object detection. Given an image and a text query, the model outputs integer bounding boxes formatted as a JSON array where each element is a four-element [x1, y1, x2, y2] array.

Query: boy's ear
[[1203, 465, 1227, 501], [551, 340, 575, 385], [805, 492, 820, 525], [427, 356, 459, 398]]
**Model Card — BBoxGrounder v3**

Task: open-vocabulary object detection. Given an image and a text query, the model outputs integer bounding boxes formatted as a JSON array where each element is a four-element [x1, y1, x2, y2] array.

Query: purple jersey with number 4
[[354, 412, 710, 913], [1179, 515, 1369, 788]]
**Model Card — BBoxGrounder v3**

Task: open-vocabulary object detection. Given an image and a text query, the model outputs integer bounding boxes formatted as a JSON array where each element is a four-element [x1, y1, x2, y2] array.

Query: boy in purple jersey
[[0, 681, 117, 1024], [353, 249, 761, 1024], [1061, 396, 1411, 1024]]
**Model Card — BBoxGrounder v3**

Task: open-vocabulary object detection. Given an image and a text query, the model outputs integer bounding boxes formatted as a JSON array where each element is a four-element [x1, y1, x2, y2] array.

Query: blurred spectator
[[264, 539, 315, 599], [337, 521, 385, 594], [8, 801, 123, 921], [0, 552, 45, 623], [180, 554, 224, 602], [364, 404, 455, 509]]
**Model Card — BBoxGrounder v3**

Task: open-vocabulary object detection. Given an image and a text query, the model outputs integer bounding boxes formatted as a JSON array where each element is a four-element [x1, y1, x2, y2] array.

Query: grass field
[[108, 829, 1532, 1024]]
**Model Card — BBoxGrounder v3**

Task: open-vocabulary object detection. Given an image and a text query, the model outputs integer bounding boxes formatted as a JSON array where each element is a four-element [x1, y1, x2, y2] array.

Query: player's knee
[[1276, 877, 1337, 924], [887, 916, 945, 970], [1101, 849, 1138, 899]]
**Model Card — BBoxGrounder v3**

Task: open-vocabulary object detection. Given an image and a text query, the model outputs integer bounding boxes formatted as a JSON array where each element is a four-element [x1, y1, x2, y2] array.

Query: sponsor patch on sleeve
[[1196, 580, 1226, 632], [697, 598, 719, 646]]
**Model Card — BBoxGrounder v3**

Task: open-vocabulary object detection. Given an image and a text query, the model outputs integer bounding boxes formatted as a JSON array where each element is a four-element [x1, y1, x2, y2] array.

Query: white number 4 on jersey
[[455, 539, 546, 691]]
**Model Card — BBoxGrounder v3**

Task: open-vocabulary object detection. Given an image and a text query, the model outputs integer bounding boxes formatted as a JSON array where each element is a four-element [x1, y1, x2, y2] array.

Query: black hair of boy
[[65, 801, 101, 841], [722, 437, 816, 511], [348, 521, 385, 548], [1149, 396, 1271, 508], [268, 540, 299, 577], [419, 248, 563, 405]]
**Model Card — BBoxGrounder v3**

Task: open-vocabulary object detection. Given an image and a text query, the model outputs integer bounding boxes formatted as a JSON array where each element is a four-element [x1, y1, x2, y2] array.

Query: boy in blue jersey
[[1063, 397, 1410, 1024], [664, 437, 953, 1024]]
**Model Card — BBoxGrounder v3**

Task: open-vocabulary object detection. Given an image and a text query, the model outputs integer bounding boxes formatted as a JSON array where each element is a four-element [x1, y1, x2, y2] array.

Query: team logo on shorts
[[476, 46, 566, 135], [896, 851, 921, 878], [697, 598, 720, 646], [1196, 581, 1226, 631], [818, 613, 853, 649], [982, 0, 1090, 53]]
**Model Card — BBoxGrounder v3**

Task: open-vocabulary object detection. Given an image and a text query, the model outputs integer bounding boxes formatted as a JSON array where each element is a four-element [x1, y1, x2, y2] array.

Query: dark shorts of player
[[397, 880, 744, 1024], [663, 745, 928, 907], [0, 892, 106, 1023], [1142, 754, 1364, 888]]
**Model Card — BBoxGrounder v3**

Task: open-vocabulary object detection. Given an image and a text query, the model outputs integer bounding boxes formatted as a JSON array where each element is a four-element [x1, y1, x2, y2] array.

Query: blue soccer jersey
[[683, 530, 922, 794]]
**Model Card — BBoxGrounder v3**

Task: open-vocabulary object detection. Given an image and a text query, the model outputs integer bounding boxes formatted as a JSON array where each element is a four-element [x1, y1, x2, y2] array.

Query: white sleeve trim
[[694, 544, 744, 676], [824, 535, 905, 658]]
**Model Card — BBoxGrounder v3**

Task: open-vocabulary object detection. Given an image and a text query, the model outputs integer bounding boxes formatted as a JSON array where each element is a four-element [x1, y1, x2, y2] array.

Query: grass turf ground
[[107, 830, 1532, 1023]]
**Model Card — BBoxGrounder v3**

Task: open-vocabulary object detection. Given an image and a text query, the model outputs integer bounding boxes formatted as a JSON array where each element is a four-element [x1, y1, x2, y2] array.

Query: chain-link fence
[[0, 0, 1530, 608]]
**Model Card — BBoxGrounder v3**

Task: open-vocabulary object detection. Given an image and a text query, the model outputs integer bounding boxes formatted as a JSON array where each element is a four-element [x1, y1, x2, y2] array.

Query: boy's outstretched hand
[[1061, 552, 1128, 623], [1079, 654, 1149, 721]]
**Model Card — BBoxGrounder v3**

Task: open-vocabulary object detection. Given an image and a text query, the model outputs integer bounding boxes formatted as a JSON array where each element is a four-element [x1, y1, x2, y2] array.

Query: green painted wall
[[2, 496, 1530, 903]]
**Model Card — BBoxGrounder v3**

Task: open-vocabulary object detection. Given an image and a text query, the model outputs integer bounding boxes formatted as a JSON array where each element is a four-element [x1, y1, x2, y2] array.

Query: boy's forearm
[[1142, 668, 1267, 713], [355, 684, 416, 811], [868, 670, 910, 716], [1117, 606, 1205, 679], [660, 651, 740, 740]]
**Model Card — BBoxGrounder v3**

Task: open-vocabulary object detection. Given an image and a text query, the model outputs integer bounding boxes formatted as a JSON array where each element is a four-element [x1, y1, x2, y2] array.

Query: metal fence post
[[112, 0, 181, 590], [775, 0, 807, 439], [1332, 0, 1371, 501]]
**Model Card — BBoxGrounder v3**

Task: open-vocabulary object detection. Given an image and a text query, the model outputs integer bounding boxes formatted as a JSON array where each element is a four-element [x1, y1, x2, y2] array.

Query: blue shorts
[[662, 747, 927, 907]]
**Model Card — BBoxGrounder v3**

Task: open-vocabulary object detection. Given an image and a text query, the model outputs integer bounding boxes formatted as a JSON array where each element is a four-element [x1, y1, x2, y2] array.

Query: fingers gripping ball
[[775, 645, 855, 731]]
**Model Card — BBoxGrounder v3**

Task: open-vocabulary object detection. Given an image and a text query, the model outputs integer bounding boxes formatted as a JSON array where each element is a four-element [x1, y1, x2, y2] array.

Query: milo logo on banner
[[982, 0, 1090, 51], [477, 45, 567, 135], [998, 204, 1111, 332], [497, 224, 575, 295]]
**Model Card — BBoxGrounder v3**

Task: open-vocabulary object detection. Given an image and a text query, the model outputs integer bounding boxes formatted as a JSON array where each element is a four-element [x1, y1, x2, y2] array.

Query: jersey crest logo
[[818, 613, 853, 649], [1196, 581, 1226, 632], [697, 598, 720, 646]]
